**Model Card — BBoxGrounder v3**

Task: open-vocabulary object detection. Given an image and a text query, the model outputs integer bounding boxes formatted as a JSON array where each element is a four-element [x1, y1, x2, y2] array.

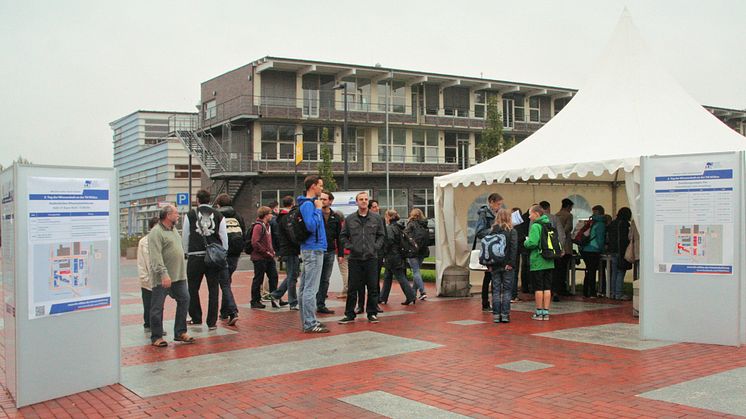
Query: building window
[[377, 81, 406, 113], [345, 127, 364, 163], [412, 188, 434, 219], [443, 87, 469, 117], [205, 100, 216, 119], [529, 96, 541, 122], [513, 95, 525, 122], [301, 126, 333, 161], [378, 189, 408, 218], [261, 124, 296, 160], [412, 129, 438, 163], [260, 190, 295, 206], [474, 90, 498, 119], [554, 97, 570, 115], [444, 132, 470, 168], [339, 78, 371, 111], [174, 164, 201, 179], [302, 75, 319, 117], [378, 128, 406, 162]]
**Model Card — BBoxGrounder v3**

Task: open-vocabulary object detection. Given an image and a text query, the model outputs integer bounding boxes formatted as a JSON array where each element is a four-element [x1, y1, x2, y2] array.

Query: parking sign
[[176, 193, 190, 206]]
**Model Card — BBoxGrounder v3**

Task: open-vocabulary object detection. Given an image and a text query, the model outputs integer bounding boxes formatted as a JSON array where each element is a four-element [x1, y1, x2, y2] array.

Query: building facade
[[176, 56, 745, 221], [110, 110, 201, 235]]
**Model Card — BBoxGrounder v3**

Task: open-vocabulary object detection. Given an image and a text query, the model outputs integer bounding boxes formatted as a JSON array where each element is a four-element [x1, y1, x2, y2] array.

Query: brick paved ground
[[2, 257, 746, 418]]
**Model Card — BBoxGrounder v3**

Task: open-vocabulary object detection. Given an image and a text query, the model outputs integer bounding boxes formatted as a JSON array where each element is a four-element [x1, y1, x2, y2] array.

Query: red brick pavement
[[2, 258, 746, 418]]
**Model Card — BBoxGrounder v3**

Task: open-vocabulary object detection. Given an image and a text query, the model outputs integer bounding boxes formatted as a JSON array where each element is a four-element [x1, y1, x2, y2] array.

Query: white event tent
[[433, 10, 746, 295]]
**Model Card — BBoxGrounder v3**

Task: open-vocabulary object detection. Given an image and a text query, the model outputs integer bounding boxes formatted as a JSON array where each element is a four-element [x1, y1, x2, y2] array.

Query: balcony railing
[[209, 152, 477, 175], [202, 95, 546, 132]]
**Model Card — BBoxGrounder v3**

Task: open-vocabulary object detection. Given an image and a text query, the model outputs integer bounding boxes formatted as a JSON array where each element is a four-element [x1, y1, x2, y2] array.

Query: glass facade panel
[[378, 189, 408, 218], [412, 188, 434, 219]]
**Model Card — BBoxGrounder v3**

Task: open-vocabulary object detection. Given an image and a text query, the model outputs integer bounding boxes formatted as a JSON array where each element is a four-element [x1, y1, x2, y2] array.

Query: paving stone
[[120, 320, 237, 348], [121, 331, 442, 397], [448, 320, 487, 326], [510, 300, 618, 314], [638, 365, 746, 416], [340, 390, 471, 418], [496, 360, 554, 373], [534, 322, 675, 351]]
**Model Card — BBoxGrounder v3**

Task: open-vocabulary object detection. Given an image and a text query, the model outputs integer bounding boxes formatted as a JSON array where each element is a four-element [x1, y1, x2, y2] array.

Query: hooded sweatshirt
[[581, 214, 607, 253], [523, 214, 555, 271], [296, 195, 327, 251], [475, 205, 496, 241]]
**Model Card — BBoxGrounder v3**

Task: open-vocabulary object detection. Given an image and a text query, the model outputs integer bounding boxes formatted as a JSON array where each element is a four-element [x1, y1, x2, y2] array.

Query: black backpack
[[540, 223, 563, 260], [243, 221, 264, 255], [479, 231, 509, 266], [283, 205, 311, 246], [224, 217, 244, 256], [410, 221, 429, 250], [401, 228, 420, 258]]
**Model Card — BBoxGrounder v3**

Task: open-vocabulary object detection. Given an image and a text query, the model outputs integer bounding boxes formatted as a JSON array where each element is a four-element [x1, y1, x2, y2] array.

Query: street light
[[333, 82, 349, 191]]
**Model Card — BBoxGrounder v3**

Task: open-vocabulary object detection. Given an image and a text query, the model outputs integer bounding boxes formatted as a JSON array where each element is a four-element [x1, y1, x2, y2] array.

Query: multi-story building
[[110, 110, 201, 235], [173, 56, 745, 220]]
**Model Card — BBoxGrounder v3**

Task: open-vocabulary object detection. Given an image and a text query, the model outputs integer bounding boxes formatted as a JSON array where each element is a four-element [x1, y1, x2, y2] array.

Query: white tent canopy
[[433, 10, 746, 294]]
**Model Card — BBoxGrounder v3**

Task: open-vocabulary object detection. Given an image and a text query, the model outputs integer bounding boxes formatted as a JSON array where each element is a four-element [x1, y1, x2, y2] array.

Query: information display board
[[27, 177, 112, 318], [640, 152, 744, 346], [652, 160, 735, 275]]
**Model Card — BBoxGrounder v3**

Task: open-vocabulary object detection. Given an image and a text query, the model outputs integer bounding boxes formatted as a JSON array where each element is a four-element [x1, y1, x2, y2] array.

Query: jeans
[[582, 251, 601, 297], [272, 255, 300, 307], [187, 255, 222, 327], [346, 258, 379, 318], [491, 269, 514, 317], [150, 280, 189, 342], [252, 259, 278, 303], [299, 249, 323, 330], [220, 255, 240, 318], [407, 256, 426, 296], [380, 265, 415, 303], [520, 252, 531, 293], [316, 251, 336, 309], [141, 288, 152, 328], [609, 253, 627, 299]]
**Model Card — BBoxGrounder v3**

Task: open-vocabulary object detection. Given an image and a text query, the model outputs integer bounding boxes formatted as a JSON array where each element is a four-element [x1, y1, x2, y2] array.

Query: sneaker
[[208, 325, 217, 331], [289, 305, 299, 311], [482, 306, 492, 312], [227, 314, 238, 326], [303, 325, 330, 333], [501, 316, 510, 323], [531, 313, 543, 321], [354, 306, 364, 314], [376, 305, 384, 313], [367, 314, 379, 323], [271, 300, 279, 308], [317, 307, 335, 314], [543, 314, 550, 321], [261, 293, 272, 301], [418, 294, 428, 301], [493, 315, 501, 323], [278, 300, 289, 306], [338, 316, 355, 324], [250, 302, 266, 309]]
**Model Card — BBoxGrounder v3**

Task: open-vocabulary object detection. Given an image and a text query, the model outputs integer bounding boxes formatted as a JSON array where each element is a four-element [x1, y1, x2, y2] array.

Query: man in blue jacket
[[296, 175, 329, 333]]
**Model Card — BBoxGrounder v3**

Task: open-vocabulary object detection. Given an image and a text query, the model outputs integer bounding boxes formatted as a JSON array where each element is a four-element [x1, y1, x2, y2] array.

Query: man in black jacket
[[269, 196, 299, 309], [316, 191, 344, 314], [182, 189, 228, 330], [474, 193, 503, 310], [338, 191, 385, 324]]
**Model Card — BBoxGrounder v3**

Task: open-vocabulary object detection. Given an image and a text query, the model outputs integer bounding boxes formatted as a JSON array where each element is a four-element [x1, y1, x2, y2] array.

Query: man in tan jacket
[[136, 217, 160, 334]]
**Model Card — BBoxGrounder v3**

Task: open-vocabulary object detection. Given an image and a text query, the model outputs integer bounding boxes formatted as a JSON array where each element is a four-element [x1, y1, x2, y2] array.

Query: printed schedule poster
[[653, 158, 735, 275], [27, 177, 112, 319]]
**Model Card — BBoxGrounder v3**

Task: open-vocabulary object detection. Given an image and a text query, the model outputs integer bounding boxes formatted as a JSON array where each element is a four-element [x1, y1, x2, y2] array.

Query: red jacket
[[250, 220, 275, 261]]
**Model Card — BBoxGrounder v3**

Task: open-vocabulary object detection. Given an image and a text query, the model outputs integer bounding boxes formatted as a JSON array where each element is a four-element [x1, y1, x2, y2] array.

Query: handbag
[[469, 249, 487, 271], [624, 240, 635, 264], [469, 234, 487, 271]]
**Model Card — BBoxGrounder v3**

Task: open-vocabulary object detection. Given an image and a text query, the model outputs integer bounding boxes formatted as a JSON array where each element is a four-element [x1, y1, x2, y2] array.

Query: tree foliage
[[477, 96, 513, 162], [317, 128, 337, 192], [0, 155, 32, 172]]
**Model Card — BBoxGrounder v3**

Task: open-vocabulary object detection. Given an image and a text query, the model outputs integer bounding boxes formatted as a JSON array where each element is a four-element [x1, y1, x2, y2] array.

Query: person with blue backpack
[[474, 193, 503, 311], [480, 208, 517, 323]]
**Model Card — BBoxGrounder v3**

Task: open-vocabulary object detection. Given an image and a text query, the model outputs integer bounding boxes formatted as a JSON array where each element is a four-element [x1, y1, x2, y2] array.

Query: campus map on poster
[[653, 159, 734, 274], [27, 177, 112, 319]]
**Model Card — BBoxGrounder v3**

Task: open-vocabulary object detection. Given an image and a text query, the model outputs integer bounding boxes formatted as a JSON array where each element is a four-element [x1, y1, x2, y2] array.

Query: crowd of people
[[474, 193, 637, 324], [137, 177, 638, 345]]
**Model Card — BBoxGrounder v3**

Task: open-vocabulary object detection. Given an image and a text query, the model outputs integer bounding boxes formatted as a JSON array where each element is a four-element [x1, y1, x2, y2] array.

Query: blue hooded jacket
[[296, 195, 327, 251]]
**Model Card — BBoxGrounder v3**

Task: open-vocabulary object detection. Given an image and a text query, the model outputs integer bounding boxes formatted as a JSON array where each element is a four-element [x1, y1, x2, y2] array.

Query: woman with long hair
[[487, 208, 518, 322], [405, 208, 429, 300]]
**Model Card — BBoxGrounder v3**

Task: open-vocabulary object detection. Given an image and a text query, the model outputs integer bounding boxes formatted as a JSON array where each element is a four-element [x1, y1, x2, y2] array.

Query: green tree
[[317, 128, 337, 192], [0, 155, 32, 171], [477, 96, 507, 162]]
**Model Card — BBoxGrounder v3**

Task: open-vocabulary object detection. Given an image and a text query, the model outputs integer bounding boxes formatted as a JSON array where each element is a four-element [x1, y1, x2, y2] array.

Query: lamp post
[[333, 82, 349, 191]]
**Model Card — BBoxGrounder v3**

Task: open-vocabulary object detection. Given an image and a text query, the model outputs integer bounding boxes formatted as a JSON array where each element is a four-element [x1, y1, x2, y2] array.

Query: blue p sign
[[176, 193, 190, 206]]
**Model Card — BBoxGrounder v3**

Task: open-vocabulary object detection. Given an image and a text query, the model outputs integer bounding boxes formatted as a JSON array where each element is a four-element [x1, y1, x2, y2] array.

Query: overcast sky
[[1, 0, 744, 169]]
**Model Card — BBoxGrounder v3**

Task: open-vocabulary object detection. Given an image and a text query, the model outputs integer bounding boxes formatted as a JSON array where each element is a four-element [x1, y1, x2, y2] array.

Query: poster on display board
[[26, 177, 112, 319], [331, 191, 369, 216], [652, 157, 735, 275]]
